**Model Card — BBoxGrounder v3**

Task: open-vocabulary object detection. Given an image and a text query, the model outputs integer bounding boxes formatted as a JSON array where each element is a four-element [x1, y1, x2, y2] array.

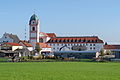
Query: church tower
[[29, 14, 40, 44]]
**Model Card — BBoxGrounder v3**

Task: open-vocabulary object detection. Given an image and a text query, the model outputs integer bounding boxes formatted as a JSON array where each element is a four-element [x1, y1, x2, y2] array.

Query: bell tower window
[[32, 27, 35, 31]]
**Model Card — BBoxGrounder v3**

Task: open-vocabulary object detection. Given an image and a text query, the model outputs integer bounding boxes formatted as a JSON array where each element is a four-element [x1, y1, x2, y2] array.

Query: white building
[[104, 45, 120, 58], [1, 42, 23, 51], [19, 40, 33, 51], [28, 14, 104, 52], [36, 43, 52, 53], [0, 33, 20, 43], [29, 14, 52, 53], [47, 36, 104, 52]]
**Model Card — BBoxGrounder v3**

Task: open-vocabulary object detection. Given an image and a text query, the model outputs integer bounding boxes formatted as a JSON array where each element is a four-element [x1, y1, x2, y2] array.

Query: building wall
[[48, 43, 103, 52], [19, 42, 33, 51], [12, 46, 23, 51], [0, 34, 13, 43], [29, 20, 40, 44], [41, 48, 52, 52], [27, 47, 33, 51], [104, 49, 120, 58]]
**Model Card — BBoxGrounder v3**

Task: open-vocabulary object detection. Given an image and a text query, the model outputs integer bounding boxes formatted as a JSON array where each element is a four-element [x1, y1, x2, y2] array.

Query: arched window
[[32, 27, 35, 31]]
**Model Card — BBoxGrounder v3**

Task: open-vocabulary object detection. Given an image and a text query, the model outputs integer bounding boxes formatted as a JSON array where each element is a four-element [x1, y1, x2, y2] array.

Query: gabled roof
[[4, 42, 21, 46], [46, 33, 56, 38], [15, 48, 30, 52], [4, 33, 20, 43], [36, 42, 51, 48], [19, 41, 33, 47], [39, 32, 48, 37], [104, 45, 120, 49]]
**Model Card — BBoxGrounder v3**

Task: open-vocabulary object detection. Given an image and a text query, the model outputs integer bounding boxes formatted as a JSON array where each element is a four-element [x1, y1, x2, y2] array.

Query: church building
[[29, 14, 104, 52]]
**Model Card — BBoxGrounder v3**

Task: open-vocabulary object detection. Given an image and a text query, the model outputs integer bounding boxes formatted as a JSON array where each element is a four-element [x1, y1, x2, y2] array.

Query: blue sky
[[0, 0, 120, 44]]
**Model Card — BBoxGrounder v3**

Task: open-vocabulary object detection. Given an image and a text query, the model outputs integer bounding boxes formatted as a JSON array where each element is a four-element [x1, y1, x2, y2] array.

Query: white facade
[[27, 47, 33, 51], [19, 41, 33, 51], [41, 48, 52, 52], [0, 33, 13, 43], [12, 46, 23, 51], [39, 32, 51, 43], [48, 43, 103, 52]]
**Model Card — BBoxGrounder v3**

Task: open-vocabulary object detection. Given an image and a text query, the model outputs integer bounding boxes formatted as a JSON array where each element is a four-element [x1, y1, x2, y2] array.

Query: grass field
[[0, 62, 120, 80]]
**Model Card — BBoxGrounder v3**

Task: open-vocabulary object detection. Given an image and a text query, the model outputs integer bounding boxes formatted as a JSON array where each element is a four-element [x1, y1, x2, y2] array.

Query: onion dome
[[29, 14, 39, 25]]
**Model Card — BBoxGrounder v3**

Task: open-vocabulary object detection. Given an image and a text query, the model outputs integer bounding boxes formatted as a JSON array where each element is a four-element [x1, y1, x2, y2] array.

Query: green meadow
[[0, 62, 120, 80]]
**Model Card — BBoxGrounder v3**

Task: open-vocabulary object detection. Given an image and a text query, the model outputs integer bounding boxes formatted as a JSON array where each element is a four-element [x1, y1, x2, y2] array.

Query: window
[[32, 21, 36, 24], [92, 40, 94, 42], [55, 40, 57, 42], [88, 40, 90, 42], [95, 40, 98, 42], [67, 39, 69, 42], [39, 38, 43, 42], [93, 47, 95, 49], [63, 39, 65, 42], [90, 47, 92, 50], [51, 40, 53, 42], [79, 39, 81, 42], [75, 39, 77, 42], [83, 39, 86, 42], [90, 44, 92, 46], [32, 27, 35, 31], [71, 39, 73, 42], [93, 44, 95, 46], [59, 40, 61, 42]]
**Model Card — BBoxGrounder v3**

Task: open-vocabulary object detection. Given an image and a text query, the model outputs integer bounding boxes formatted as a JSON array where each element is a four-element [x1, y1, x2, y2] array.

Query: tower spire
[[29, 14, 40, 46]]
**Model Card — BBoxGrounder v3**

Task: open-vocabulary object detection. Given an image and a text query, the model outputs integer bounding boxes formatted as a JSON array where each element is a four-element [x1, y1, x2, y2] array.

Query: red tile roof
[[46, 33, 56, 38], [5, 42, 21, 46], [47, 36, 103, 43], [104, 45, 120, 49], [36, 42, 51, 48], [39, 32, 48, 37], [20, 41, 33, 47]]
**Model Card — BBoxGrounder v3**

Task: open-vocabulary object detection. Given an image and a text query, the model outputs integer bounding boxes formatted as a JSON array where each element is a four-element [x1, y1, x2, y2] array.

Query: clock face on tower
[[31, 20, 36, 25]]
